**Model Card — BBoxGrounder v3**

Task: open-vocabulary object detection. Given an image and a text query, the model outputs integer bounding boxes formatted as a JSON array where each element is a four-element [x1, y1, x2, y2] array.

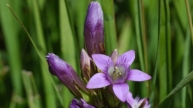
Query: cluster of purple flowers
[[46, 1, 151, 108]]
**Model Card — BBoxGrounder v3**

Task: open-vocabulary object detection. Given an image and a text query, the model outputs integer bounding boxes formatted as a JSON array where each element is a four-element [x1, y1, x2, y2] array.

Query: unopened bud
[[70, 98, 95, 108], [84, 1, 105, 56], [46, 53, 88, 97], [80, 49, 94, 81]]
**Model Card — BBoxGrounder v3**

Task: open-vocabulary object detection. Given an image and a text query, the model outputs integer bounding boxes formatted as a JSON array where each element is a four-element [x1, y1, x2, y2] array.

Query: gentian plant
[[46, 1, 151, 108]]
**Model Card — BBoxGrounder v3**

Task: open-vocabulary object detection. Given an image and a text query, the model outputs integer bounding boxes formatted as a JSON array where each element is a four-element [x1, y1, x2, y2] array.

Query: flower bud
[[84, 1, 105, 56], [70, 98, 95, 108], [46, 53, 88, 97], [80, 49, 94, 81]]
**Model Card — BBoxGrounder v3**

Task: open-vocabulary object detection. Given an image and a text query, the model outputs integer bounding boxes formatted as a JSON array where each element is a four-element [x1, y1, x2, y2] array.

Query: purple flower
[[84, 1, 104, 56], [86, 49, 151, 102], [70, 99, 95, 108], [126, 92, 150, 108], [46, 53, 88, 97]]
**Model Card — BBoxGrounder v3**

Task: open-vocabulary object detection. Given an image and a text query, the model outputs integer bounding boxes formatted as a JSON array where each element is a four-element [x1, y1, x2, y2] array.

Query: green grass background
[[0, 0, 193, 107]]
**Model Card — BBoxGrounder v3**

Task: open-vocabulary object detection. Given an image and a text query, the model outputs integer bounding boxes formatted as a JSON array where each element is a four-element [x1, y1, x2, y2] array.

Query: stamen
[[114, 66, 122, 76], [112, 66, 122, 80]]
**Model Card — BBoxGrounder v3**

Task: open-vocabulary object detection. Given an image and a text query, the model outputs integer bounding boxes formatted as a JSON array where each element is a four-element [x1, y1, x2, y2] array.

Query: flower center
[[108, 65, 126, 83], [112, 66, 122, 80]]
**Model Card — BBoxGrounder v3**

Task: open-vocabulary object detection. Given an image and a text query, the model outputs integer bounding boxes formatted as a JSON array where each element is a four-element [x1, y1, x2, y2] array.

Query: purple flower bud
[[84, 1, 105, 56], [80, 49, 94, 80], [46, 53, 88, 97], [70, 99, 95, 108]]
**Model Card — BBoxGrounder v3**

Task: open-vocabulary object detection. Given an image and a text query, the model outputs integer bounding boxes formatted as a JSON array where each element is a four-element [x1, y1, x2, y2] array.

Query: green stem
[[139, 0, 148, 73], [185, 0, 193, 46], [136, 0, 145, 72], [136, 0, 146, 97], [164, 0, 172, 92], [182, 31, 191, 108]]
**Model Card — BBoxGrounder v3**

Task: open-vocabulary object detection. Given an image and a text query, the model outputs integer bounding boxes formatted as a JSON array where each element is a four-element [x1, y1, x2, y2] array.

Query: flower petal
[[92, 54, 112, 71], [113, 83, 129, 102], [126, 91, 134, 106], [127, 69, 151, 81], [110, 49, 118, 64], [86, 73, 110, 88], [118, 50, 135, 67]]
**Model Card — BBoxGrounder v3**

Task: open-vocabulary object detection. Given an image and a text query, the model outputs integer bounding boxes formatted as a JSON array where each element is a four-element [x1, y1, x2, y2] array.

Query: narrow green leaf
[[184, 0, 193, 46], [181, 31, 191, 108], [133, 0, 147, 96], [157, 0, 172, 101], [71, 1, 88, 51], [139, 0, 149, 73], [158, 71, 193, 108], [173, 0, 187, 31], [0, 0, 23, 97], [30, 72, 43, 108], [59, 0, 75, 107], [118, 18, 132, 54], [164, 0, 172, 93], [30, 0, 57, 107], [134, 0, 145, 72], [60, 0, 77, 73], [101, 0, 117, 55], [22, 71, 36, 108]]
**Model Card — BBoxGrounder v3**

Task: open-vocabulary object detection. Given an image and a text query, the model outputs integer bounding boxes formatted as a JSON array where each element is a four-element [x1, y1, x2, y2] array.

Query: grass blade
[[22, 71, 36, 108], [181, 31, 191, 108], [101, 0, 117, 55], [158, 71, 193, 108], [30, 0, 56, 107], [0, 0, 23, 99], [184, 0, 193, 46], [157, 0, 172, 101], [59, 0, 77, 107]]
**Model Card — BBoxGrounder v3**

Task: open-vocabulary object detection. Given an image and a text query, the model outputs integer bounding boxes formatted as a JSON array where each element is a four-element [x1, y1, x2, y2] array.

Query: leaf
[[158, 71, 193, 108]]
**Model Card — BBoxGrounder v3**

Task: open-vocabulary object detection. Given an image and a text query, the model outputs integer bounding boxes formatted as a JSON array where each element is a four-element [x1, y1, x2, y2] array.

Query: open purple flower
[[126, 92, 150, 108], [70, 98, 95, 108], [86, 49, 151, 102]]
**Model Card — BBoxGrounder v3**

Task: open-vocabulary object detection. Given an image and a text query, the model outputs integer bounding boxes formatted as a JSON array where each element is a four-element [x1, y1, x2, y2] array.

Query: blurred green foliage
[[0, 0, 193, 108]]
